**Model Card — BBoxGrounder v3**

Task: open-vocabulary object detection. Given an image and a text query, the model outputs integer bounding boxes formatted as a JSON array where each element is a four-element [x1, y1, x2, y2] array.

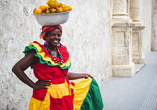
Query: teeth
[[53, 40, 58, 43]]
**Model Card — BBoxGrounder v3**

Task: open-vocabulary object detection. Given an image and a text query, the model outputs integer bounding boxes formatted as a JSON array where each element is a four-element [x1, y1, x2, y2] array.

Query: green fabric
[[23, 45, 71, 69], [81, 78, 104, 110]]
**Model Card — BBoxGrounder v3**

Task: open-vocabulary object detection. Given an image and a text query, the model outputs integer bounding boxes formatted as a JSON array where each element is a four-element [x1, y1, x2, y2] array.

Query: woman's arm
[[66, 72, 93, 80], [12, 50, 51, 90]]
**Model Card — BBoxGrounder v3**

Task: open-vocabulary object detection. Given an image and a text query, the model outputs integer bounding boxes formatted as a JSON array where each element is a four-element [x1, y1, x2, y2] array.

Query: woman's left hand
[[66, 72, 93, 80], [84, 73, 93, 79]]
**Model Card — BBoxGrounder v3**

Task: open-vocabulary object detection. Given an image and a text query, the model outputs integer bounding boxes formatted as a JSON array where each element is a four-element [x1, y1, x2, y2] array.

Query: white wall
[[139, 0, 152, 55], [151, 0, 157, 51]]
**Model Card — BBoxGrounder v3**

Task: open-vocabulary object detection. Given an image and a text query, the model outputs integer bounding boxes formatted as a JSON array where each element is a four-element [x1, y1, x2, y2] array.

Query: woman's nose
[[54, 35, 59, 38]]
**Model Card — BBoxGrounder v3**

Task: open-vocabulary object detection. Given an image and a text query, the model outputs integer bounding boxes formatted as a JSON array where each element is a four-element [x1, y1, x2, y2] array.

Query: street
[[100, 52, 157, 110]]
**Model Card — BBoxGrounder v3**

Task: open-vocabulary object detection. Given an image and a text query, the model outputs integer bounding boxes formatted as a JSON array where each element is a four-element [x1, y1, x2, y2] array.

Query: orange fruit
[[33, 8, 37, 14], [35, 8, 42, 15], [39, 5, 45, 11], [67, 6, 72, 11], [62, 7, 69, 12], [56, 7, 62, 12]]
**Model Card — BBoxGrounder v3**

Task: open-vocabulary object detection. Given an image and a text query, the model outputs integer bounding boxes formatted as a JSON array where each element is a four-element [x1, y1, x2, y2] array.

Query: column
[[132, 26, 145, 64], [130, 0, 145, 64], [112, 0, 132, 23], [111, 0, 135, 77], [130, 0, 140, 22], [111, 23, 135, 77]]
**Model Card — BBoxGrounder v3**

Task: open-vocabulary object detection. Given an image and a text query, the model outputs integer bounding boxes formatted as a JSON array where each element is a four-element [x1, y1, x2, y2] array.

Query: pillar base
[[112, 15, 132, 23], [112, 63, 135, 77], [132, 25, 145, 65], [132, 55, 145, 64]]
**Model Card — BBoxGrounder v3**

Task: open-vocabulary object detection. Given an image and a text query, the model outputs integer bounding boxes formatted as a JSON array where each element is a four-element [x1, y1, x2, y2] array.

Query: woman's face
[[44, 28, 61, 48]]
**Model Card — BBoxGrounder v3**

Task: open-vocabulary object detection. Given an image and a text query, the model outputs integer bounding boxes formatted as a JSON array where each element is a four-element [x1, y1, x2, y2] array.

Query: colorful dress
[[23, 41, 104, 110]]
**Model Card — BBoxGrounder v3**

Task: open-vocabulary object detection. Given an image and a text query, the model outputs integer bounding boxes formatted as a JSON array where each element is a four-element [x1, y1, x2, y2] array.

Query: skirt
[[29, 78, 104, 110]]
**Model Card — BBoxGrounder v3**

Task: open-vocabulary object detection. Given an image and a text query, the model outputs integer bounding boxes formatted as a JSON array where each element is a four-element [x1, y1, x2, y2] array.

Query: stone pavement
[[99, 52, 157, 110]]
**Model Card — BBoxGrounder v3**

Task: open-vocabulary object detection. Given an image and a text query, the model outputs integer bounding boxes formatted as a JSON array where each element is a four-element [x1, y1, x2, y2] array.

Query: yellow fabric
[[29, 42, 71, 67], [46, 79, 71, 99], [29, 97, 44, 110], [73, 78, 92, 110], [29, 79, 72, 110]]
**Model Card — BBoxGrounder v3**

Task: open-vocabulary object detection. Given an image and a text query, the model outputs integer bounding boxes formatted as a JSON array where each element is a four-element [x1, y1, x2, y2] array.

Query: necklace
[[46, 47, 63, 65]]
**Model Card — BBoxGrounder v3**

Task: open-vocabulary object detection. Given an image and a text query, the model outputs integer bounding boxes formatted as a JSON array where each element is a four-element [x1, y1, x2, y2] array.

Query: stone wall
[[0, 0, 110, 109], [139, 0, 152, 55], [151, 0, 157, 51]]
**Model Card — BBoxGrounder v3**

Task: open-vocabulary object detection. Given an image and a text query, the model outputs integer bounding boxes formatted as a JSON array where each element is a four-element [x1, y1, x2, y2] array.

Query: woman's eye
[[51, 34, 55, 36], [58, 34, 61, 37]]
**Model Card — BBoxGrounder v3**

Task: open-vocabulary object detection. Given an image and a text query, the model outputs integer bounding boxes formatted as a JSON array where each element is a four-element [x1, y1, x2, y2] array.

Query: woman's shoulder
[[29, 41, 43, 48], [23, 41, 45, 56]]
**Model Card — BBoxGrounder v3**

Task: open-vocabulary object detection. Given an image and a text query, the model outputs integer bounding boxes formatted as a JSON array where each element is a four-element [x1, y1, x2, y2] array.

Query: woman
[[12, 25, 103, 110]]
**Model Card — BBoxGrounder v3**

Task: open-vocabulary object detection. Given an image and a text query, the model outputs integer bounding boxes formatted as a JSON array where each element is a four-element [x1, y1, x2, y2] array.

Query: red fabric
[[70, 82, 75, 95], [50, 95, 74, 110], [49, 78, 74, 110], [32, 41, 70, 101], [32, 88, 47, 101], [33, 62, 68, 80]]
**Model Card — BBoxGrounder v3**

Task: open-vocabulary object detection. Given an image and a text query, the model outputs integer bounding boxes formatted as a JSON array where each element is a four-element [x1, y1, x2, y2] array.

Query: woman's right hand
[[33, 80, 52, 90]]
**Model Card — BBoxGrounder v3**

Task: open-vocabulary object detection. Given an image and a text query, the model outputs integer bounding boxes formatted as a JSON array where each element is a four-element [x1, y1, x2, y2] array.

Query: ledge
[[135, 64, 145, 74]]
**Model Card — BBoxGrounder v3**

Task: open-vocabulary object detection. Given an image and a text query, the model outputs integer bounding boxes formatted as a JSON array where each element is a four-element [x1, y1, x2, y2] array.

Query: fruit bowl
[[33, 11, 70, 26]]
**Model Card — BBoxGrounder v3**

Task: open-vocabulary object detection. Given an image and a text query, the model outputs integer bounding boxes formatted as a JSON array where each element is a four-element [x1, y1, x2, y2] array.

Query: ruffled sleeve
[[23, 41, 71, 69]]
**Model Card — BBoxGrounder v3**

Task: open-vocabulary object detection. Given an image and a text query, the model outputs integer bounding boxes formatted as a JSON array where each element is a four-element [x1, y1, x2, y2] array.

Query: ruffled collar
[[23, 41, 71, 69]]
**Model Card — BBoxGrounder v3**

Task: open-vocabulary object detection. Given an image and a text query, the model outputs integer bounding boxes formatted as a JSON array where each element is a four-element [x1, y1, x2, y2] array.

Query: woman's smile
[[52, 39, 59, 43]]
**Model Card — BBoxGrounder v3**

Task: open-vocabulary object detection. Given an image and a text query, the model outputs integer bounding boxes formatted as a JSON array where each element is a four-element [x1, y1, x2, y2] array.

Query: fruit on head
[[46, 9, 50, 14], [50, 8, 56, 13], [33, 0, 72, 14], [67, 6, 72, 11], [45, 5, 50, 10], [62, 7, 69, 12], [49, 1, 57, 8], [56, 3, 63, 7], [56, 7, 62, 12], [33, 8, 37, 14], [39, 5, 45, 11], [47, 0, 57, 6], [34, 8, 42, 15]]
